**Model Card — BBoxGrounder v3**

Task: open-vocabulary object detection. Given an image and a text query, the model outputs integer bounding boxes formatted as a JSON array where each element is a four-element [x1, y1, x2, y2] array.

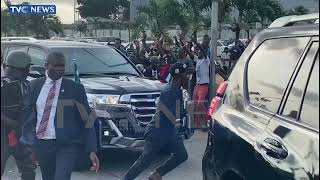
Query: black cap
[[168, 62, 187, 76]]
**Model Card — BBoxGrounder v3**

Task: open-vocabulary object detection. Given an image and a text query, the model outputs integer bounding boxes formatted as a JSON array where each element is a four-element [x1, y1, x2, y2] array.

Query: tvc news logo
[[9, 5, 56, 15]]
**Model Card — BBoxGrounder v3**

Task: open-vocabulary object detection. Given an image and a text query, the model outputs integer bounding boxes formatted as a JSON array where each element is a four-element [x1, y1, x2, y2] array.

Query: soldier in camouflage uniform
[[1, 51, 36, 180]]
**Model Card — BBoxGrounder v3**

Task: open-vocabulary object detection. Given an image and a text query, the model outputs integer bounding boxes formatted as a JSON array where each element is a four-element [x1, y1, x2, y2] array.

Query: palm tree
[[286, 6, 310, 16], [139, 0, 167, 37], [45, 15, 64, 36], [218, 0, 232, 39], [180, 0, 208, 39], [138, 0, 182, 37], [130, 14, 148, 40], [1, 8, 13, 36], [242, 9, 259, 38], [87, 18, 101, 37], [201, 0, 233, 38], [75, 21, 88, 37], [230, 0, 255, 40], [99, 22, 107, 36], [254, 0, 284, 28]]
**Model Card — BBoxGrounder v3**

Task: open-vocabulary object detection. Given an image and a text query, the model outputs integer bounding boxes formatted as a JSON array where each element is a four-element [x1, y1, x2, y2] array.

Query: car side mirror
[[29, 65, 46, 78]]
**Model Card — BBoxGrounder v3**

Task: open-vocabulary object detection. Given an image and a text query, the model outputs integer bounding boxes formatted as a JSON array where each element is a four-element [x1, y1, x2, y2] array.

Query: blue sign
[[9, 5, 56, 15]]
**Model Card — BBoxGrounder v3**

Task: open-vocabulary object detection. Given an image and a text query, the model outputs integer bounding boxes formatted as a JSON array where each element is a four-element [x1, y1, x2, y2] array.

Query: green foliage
[[286, 6, 310, 16], [75, 21, 88, 37], [130, 14, 148, 39], [137, 0, 184, 37], [77, 0, 130, 20], [254, 0, 285, 27], [218, 0, 232, 24]]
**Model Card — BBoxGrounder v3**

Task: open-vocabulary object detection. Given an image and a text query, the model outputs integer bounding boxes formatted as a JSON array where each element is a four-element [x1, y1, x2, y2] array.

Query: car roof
[[269, 13, 319, 28], [1, 40, 109, 49], [1, 36, 36, 39], [245, 24, 318, 58], [260, 24, 318, 40]]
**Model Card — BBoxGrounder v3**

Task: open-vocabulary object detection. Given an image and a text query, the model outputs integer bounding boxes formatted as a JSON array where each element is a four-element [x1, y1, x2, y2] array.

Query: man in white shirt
[[192, 42, 210, 130], [144, 56, 160, 80], [24, 52, 99, 180]]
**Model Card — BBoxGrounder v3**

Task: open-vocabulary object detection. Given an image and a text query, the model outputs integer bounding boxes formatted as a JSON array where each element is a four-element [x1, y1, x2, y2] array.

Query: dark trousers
[[1, 136, 36, 180], [34, 140, 80, 180], [121, 133, 188, 180]]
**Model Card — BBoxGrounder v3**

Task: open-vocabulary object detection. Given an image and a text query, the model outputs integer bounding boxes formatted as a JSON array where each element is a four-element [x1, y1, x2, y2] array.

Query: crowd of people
[[1, 31, 248, 180], [114, 31, 248, 129]]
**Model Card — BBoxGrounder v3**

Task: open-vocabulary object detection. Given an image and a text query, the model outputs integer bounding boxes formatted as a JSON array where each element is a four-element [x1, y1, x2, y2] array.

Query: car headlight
[[87, 94, 120, 108]]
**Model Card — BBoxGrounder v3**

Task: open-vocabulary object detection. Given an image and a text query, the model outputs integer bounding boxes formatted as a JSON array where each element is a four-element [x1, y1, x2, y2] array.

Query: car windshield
[[51, 47, 139, 76]]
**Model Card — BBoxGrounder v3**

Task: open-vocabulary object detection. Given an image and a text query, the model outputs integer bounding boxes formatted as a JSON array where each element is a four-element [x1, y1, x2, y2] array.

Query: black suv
[[202, 24, 319, 180], [1, 40, 193, 152]]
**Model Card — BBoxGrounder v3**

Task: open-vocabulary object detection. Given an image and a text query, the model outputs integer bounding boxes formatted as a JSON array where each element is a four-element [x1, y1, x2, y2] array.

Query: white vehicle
[[269, 13, 319, 28], [1, 37, 37, 41]]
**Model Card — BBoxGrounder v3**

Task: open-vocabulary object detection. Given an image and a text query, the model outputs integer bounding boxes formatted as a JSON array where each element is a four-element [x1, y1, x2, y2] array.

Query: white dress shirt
[[36, 76, 62, 139], [152, 70, 158, 79], [196, 57, 210, 85]]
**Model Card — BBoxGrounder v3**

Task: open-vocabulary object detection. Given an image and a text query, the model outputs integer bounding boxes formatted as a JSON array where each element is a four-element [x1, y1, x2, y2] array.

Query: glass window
[[7, 46, 27, 53], [28, 47, 46, 66], [51, 47, 139, 75], [283, 42, 319, 119], [248, 37, 309, 113], [300, 55, 319, 130]]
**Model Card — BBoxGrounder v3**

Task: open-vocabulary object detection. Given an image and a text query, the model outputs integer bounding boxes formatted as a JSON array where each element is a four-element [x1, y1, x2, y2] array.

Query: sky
[[1, 0, 78, 24]]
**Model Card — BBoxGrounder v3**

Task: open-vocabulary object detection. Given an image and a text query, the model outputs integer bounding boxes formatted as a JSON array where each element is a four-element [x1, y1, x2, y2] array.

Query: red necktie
[[36, 81, 56, 138]]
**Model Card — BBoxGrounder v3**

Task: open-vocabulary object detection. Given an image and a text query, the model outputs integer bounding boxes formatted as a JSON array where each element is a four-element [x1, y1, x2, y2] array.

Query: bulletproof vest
[[1, 76, 29, 122]]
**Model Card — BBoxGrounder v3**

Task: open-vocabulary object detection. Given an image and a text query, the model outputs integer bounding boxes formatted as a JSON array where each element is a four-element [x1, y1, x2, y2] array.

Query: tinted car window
[[283, 42, 319, 119], [300, 55, 319, 130], [28, 47, 46, 66], [51, 47, 139, 75], [7, 46, 27, 53], [248, 37, 309, 113]]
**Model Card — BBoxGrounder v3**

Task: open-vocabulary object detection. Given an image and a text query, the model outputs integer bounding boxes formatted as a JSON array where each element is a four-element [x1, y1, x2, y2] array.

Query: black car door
[[257, 37, 319, 180]]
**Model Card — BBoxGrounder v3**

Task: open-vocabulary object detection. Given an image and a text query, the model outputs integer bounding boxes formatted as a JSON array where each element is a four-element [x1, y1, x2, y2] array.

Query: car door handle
[[260, 138, 288, 160]]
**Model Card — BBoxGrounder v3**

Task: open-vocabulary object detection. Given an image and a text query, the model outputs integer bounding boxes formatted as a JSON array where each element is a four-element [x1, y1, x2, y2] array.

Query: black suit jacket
[[144, 67, 159, 80], [21, 77, 97, 153]]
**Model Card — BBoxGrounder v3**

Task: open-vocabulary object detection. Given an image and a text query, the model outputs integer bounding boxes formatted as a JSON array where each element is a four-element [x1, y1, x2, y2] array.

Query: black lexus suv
[[1, 40, 193, 167], [202, 24, 319, 180]]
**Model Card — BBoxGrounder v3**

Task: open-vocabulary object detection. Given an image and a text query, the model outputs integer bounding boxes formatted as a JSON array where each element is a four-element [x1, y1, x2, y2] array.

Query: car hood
[[80, 76, 165, 95]]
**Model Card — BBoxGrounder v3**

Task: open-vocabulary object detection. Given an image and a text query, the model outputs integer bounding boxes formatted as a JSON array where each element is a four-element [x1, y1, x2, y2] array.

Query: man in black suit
[[144, 56, 160, 80], [24, 52, 99, 180]]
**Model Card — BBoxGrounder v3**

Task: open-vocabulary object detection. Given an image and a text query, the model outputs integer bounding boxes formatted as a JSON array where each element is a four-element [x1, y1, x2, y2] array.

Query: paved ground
[[3, 131, 208, 180]]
